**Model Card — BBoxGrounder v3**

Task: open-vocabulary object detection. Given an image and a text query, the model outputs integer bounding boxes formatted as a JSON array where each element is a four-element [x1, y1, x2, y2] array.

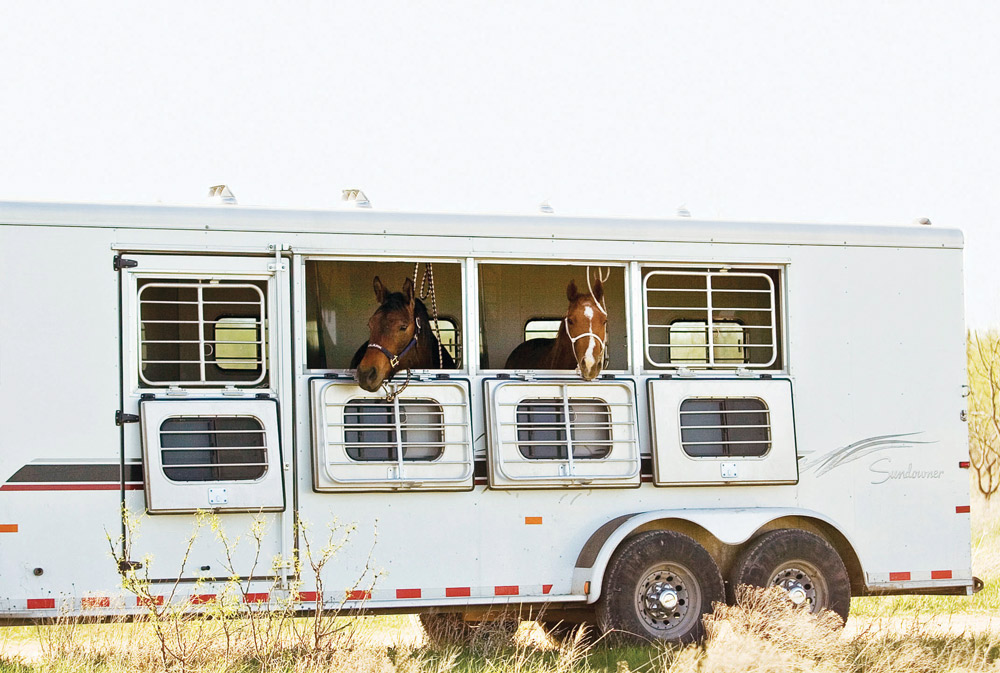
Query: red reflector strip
[[190, 594, 216, 604], [396, 588, 421, 599], [346, 590, 371, 601], [542, 584, 553, 594], [957, 505, 971, 513], [959, 461, 970, 469], [495, 586, 518, 596], [296, 591, 320, 602], [446, 587, 471, 597], [931, 570, 953, 580], [0, 484, 122, 491], [243, 593, 269, 603], [0, 524, 18, 533], [137, 596, 164, 606], [82, 597, 110, 608], [889, 572, 911, 581], [28, 599, 55, 609]]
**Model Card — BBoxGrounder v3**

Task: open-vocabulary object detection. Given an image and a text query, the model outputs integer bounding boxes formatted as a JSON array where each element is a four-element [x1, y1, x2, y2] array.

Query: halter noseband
[[564, 312, 608, 372], [367, 317, 421, 368]]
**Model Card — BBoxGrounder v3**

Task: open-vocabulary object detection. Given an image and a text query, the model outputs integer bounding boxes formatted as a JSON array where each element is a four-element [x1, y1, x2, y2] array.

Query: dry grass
[[2, 588, 999, 673]]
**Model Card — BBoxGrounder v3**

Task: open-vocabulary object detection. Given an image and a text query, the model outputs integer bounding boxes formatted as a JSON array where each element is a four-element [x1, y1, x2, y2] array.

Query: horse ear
[[373, 276, 386, 304], [402, 277, 414, 304], [592, 278, 605, 303], [567, 280, 579, 302]]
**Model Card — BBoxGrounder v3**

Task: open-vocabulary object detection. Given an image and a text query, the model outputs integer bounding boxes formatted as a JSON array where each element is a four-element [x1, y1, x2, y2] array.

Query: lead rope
[[586, 266, 612, 369], [414, 262, 445, 368]]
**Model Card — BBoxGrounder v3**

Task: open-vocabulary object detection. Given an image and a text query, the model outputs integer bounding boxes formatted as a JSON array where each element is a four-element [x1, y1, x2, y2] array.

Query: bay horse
[[505, 279, 607, 380], [351, 276, 455, 392]]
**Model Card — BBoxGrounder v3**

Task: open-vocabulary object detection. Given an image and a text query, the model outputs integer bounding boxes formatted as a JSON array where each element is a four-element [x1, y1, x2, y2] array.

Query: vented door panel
[[312, 379, 473, 491], [485, 380, 640, 488], [140, 399, 285, 513], [648, 378, 797, 485]]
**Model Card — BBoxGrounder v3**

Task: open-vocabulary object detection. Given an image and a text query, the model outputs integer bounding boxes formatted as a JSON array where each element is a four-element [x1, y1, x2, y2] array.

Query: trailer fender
[[572, 507, 861, 603]]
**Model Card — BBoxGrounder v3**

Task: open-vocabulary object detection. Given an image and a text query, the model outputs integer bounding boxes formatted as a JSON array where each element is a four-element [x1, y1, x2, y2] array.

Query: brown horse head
[[356, 276, 420, 392], [564, 278, 607, 380]]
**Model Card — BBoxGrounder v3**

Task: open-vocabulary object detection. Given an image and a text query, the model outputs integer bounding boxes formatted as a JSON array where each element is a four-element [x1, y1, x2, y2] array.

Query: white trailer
[[0, 199, 977, 641]]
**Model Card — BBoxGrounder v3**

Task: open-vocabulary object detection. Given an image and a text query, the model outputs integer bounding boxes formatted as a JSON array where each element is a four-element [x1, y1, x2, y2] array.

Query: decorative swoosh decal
[[799, 432, 934, 477]]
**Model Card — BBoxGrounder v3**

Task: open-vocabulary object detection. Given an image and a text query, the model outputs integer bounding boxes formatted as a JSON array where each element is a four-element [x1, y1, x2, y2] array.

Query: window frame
[[678, 396, 772, 459]]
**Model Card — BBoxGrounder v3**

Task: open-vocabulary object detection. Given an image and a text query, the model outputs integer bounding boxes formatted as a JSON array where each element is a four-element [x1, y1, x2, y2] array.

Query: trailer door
[[118, 253, 291, 584]]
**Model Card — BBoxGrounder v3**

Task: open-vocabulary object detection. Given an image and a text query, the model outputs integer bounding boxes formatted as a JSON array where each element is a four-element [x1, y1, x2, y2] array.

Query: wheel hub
[[634, 564, 699, 634], [771, 566, 817, 609]]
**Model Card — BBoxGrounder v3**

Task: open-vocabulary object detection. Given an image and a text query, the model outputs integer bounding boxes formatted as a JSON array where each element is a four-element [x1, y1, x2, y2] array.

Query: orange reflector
[[584, 581, 591, 594], [524, 516, 543, 525], [0, 524, 18, 533]]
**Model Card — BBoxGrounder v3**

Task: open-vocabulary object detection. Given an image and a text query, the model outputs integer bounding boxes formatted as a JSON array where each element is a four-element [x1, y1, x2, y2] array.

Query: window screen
[[344, 399, 445, 462], [159, 416, 268, 482], [679, 398, 770, 457], [515, 398, 612, 460], [644, 270, 778, 369]]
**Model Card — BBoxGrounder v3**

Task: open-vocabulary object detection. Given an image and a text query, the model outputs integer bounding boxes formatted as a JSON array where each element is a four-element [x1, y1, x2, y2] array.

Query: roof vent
[[539, 200, 554, 214], [915, 217, 932, 226], [342, 189, 371, 208], [207, 185, 237, 205], [676, 205, 691, 218]]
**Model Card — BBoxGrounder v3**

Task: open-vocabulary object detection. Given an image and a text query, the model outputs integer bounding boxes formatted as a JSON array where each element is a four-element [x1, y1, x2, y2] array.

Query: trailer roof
[[0, 200, 963, 249]]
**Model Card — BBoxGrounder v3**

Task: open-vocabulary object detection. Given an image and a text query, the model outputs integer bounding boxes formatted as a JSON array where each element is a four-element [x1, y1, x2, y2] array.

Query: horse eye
[[567, 318, 575, 326], [398, 324, 408, 332]]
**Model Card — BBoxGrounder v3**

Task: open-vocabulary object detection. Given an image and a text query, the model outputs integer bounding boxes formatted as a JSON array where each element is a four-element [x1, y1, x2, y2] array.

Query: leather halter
[[367, 317, 421, 369]]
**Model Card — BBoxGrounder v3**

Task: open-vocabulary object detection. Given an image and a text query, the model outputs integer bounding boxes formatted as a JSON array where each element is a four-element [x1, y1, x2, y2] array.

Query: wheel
[[729, 529, 851, 622], [419, 612, 518, 646], [596, 530, 724, 644]]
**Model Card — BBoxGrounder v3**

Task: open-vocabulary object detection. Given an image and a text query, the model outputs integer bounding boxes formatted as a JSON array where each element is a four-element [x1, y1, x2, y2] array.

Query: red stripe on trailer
[[137, 596, 164, 606], [82, 597, 110, 608], [542, 584, 553, 594], [959, 461, 970, 469], [27, 599, 55, 609], [956, 505, 971, 513], [346, 590, 371, 601], [495, 586, 518, 596], [243, 593, 269, 603], [0, 524, 17, 533], [396, 588, 421, 599], [446, 587, 471, 597], [931, 570, 953, 580], [296, 591, 320, 602], [889, 572, 911, 581], [190, 594, 216, 604]]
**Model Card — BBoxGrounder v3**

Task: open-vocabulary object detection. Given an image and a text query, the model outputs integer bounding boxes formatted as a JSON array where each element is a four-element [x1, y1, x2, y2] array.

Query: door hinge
[[115, 410, 140, 426], [113, 255, 138, 271]]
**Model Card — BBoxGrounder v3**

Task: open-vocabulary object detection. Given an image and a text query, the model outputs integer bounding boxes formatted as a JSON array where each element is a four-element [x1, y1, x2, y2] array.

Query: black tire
[[729, 529, 851, 622], [419, 612, 518, 646], [596, 530, 724, 644]]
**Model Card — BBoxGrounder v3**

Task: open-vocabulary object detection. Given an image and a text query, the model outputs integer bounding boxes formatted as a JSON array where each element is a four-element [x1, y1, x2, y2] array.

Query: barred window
[[515, 398, 612, 460], [644, 269, 778, 369], [138, 280, 267, 386], [159, 416, 267, 482], [344, 399, 445, 462], [679, 398, 770, 457], [524, 318, 562, 341]]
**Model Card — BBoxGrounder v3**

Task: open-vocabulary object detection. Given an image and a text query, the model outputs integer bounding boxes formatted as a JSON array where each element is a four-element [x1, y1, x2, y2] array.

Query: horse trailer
[[0, 199, 977, 641]]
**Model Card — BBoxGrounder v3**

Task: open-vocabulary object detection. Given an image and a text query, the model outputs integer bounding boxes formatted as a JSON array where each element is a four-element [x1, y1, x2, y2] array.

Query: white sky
[[2, 2, 998, 325]]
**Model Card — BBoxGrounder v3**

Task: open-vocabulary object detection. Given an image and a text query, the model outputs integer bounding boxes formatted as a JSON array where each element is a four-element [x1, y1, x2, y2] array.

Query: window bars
[[343, 399, 446, 462], [159, 416, 268, 482], [679, 398, 771, 458], [137, 281, 267, 386], [515, 398, 613, 460], [644, 270, 777, 368]]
